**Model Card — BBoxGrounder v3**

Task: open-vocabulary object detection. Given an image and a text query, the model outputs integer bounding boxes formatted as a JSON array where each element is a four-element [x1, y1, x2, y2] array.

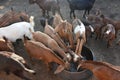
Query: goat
[[40, 16, 54, 28], [44, 20, 68, 52], [72, 18, 86, 59], [44, 20, 79, 62], [40, 13, 63, 28], [78, 19, 94, 40], [77, 60, 120, 80], [100, 14, 120, 38], [0, 36, 14, 52], [29, 0, 61, 17], [0, 51, 35, 80], [103, 24, 116, 48], [86, 14, 105, 40], [0, 9, 29, 27], [24, 37, 70, 74], [86, 14, 102, 24], [67, 0, 96, 18], [32, 31, 71, 61], [85, 25, 94, 41], [54, 20, 75, 50], [0, 16, 35, 42], [53, 13, 63, 28]]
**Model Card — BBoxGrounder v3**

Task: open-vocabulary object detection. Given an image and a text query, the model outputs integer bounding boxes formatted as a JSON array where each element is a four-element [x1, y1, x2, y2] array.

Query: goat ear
[[20, 16, 25, 21], [3, 36, 8, 42], [54, 65, 64, 74], [7, 42, 14, 52], [3, 36, 14, 51], [100, 14, 105, 18], [23, 35, 28, 41], [95, 9, 101, 16], [54, 26, 59, 33]]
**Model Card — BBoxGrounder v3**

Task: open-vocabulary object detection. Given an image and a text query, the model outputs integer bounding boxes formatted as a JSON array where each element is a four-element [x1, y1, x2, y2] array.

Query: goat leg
[[75, 39, 80, 55], [77, 39, 84, 57]]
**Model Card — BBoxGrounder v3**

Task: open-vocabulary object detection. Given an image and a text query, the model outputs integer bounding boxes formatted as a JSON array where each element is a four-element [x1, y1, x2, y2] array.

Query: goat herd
[[0, 0, 120, 80]]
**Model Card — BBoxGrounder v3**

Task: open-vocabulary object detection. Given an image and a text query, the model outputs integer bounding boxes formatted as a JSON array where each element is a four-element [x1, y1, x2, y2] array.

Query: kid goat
[[0, 16, 35, 42], [72, 18, 86, 59], [77, 60, 120, 80], [24, 37, 70, 74], [32, 31, 71, 62]]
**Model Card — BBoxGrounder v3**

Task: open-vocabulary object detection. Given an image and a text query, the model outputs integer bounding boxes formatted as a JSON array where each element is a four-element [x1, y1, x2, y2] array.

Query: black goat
[[67, 0, 96, 18], [40, 16, 54, 28]]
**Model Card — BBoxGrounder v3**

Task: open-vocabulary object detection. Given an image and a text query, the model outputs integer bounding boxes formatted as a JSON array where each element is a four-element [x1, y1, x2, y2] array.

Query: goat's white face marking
[[73, 54, 79, 62], [105, 29, 111, 34], [74, 22, 85, 35], [89, 25, 94, 32], [66, 53, 71, 61], [105, 24, 113, 35]]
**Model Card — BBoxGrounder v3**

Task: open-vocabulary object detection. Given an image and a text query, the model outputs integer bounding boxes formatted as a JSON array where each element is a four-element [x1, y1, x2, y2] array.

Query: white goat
[[0, 16, 35, 42], [72, 18, 86, 60]]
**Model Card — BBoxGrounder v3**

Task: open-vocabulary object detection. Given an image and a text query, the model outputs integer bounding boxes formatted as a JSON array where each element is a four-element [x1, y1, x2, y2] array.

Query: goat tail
[[45, 19, 48, 26], [29, 16, 35, 27]]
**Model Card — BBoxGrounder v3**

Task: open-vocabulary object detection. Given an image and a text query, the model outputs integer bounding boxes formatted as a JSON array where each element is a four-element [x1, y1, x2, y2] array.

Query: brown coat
[[54, 20, 75, 50], [44, 22, 68, 52], [0, 10, 29, 27], [32, 31, 71, 61], [78, 60, 120, 80], [0, 51, 35, 80], [24, 39, 69, 74], [0, 37, 14, 52]]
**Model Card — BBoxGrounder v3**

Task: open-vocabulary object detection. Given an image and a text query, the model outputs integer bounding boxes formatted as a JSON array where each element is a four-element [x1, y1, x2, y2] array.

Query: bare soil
[[0, 0, 120, 80]]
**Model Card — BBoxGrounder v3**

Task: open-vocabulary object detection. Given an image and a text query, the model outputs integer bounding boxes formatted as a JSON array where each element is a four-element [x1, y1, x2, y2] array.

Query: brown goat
[[103, 24, 116, 48], [53, 13, 63, 28], [78, 60, 120, 80], [0, 51, 35, 80], [44, 21, 79, 62], [0, 37, 14, 52], [54, 20, 75, 50], [29, 0, 61, 17], [87, 12, 120, 39], [44, 20, 68, 52], [100, 14, 120, 38], [86, 14, 105, 40], [24, 38, 69, 74], [0, 9, 29, 27], [32, 31, 71, 61]]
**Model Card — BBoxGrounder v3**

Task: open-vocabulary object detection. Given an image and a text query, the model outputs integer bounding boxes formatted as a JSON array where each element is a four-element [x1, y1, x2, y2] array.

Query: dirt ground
[[0, 0, 120, 80]]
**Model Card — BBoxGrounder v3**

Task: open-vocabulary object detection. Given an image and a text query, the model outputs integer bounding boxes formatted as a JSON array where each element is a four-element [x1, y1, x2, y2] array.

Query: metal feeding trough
[[52, 46, 95, 80]]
